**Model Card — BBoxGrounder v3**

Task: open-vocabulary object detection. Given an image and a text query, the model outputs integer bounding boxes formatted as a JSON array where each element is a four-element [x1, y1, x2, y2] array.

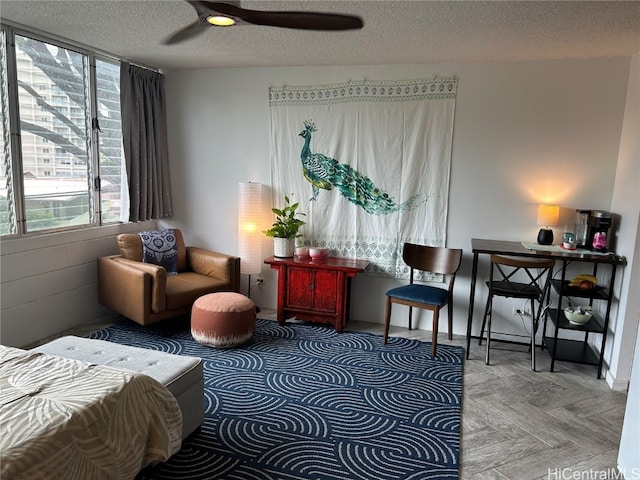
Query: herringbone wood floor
[[34, 311, 628, 480], [346, 319, 628, 480]]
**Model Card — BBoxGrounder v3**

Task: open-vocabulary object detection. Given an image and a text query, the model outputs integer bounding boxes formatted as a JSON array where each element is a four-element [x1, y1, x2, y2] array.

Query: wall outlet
[[512, 306, 530, 316], [256, 277, 264, 285]]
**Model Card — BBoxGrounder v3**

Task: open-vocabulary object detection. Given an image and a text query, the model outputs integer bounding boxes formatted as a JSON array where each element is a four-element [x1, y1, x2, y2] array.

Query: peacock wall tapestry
[[269, 77, 458, 279]]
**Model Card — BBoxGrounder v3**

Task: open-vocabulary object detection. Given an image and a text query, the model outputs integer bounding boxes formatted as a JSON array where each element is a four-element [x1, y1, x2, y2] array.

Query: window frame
[[1, 22, 125, 238]]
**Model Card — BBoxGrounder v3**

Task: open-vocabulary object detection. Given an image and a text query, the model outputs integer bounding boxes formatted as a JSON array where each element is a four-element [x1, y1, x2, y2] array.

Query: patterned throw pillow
[[139, 229, 178, 275]]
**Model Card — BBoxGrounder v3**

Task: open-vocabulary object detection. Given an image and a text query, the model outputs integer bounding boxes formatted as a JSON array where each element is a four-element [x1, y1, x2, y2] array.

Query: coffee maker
[[586, 210, 612, 252]]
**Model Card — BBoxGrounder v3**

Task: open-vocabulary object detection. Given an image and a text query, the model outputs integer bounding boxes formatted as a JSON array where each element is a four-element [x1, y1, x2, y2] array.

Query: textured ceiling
[[1, 1, 639, 70]]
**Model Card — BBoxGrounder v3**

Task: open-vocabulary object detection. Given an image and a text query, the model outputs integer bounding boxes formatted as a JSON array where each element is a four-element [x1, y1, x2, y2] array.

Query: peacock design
[[298, 120, 421, 215]]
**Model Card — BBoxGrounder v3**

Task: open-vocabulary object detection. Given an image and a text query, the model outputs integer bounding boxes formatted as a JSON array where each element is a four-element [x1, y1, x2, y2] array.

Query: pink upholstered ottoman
[[191, 292, 256, 348]]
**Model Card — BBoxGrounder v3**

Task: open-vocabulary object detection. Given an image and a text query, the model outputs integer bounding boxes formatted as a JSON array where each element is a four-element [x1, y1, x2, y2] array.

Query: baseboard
[[605, 367, 630, 392]]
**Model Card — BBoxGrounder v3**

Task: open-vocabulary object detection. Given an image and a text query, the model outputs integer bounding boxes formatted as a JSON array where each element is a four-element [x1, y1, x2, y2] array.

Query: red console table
[[264, 256, 369, 332]]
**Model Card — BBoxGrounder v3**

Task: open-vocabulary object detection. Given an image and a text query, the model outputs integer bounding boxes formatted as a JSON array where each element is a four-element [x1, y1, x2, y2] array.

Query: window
[[95, 59, 125, 224], [0, 25, 127, 236]]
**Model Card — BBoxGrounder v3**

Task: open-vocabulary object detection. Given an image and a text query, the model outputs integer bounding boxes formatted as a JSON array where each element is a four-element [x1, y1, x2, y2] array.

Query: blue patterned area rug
[[89, 318, 463, 480]]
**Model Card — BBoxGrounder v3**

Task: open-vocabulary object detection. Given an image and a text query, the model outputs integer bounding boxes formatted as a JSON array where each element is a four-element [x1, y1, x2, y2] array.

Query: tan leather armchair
[[98, 229, 240, 325]]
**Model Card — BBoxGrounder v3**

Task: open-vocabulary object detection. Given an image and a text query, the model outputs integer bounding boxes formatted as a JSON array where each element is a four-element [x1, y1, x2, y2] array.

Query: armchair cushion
[[166, 273, 229, 311]]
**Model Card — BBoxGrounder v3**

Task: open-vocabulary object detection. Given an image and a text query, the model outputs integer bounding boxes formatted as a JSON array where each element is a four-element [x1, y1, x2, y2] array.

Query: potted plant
[[263, 194, 306, 257]]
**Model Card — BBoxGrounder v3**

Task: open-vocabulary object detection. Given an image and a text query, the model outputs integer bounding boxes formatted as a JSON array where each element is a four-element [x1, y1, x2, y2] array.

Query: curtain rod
[[1, 20, 159, 73]]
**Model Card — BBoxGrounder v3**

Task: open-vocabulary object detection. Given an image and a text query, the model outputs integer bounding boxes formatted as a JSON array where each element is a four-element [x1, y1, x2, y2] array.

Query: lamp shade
[[238, 182, 262, 275], [537, 204, 559, 227]]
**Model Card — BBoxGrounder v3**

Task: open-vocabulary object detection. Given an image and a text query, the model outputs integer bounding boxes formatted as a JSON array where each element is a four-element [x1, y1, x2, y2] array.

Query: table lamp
[[537, 204, 559, 245]]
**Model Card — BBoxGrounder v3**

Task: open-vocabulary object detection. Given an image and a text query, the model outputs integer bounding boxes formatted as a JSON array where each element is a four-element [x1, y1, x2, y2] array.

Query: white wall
[[615, 53, 640, 475], [608, 53, 640, 388], [164, 57, 635, 384], [618, 322, 640, 476], [0, 221, 155, 347]]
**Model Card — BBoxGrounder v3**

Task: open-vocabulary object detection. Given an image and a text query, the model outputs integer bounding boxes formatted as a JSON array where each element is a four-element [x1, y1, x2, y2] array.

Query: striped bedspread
[[0, 345, 182, 480]]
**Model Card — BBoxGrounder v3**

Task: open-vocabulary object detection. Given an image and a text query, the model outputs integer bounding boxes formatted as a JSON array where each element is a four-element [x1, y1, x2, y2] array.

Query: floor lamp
[[238, 182, 262, 300]]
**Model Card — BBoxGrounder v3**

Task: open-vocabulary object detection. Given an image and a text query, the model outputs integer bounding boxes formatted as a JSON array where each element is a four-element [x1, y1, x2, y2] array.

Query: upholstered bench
[[33, 336, 204, 440], [191, 292, 256, 348]]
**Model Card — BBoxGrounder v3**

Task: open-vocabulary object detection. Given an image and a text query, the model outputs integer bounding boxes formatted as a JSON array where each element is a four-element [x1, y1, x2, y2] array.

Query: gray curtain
[[120, 62, 173, 221]]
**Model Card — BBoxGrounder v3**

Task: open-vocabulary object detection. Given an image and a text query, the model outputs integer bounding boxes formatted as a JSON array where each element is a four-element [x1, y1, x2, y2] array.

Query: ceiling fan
[[164, 1, 364, 45]]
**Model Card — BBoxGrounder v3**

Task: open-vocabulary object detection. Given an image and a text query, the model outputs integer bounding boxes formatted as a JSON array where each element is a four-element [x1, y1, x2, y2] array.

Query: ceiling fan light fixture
[[206, 15, 236, 27]]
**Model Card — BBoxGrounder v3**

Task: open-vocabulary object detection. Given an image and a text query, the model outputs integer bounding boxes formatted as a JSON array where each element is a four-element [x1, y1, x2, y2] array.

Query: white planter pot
[[273, 237, 295, 257]]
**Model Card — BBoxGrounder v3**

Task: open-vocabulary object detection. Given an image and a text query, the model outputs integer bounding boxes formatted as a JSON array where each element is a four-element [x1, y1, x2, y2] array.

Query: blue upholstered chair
[[383, 243, 463, 356]]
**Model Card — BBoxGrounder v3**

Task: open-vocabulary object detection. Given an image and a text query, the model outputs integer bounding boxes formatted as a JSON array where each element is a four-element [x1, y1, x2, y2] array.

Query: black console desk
[[465, 238, 626, 378]]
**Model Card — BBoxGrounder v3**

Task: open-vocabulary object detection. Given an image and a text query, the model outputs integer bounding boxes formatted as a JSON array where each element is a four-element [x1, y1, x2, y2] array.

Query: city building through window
[[0, 26, 127, 235]]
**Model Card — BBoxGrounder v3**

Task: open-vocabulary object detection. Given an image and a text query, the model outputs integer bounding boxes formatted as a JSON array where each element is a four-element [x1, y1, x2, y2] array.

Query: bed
[[0, 344, 182, 480]]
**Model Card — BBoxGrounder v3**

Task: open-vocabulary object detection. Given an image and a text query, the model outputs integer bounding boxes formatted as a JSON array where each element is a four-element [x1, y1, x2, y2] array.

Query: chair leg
[[531, 301, 538, 372], [383, 298, 392, 344], [479, 293, 491, 346], [485, 297, 493, 365], [432, 310, 439, 357], [531, 299, 538, 338], [447, 302, 453, 341], [530, 298, 537, 371], [408, 306, 413, 331]]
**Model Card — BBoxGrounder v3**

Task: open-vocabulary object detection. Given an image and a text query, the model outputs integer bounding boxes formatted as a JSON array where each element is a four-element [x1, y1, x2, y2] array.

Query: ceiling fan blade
[[200, 2, 363, 31], [163, 20, 207, 45], [238, 10, 364, 31]]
